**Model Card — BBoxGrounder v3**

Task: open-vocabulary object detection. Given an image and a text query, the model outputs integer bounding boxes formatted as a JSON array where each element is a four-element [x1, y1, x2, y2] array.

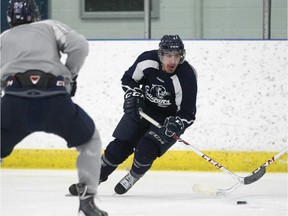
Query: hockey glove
[[70, 76, 78, 97], [123, 88, 145, 120], [159, 116, 184, 144]]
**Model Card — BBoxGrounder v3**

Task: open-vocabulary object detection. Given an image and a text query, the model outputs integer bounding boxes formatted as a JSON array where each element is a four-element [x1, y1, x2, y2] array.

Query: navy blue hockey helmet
[[158, 35, 186, 64], [7, 0, 40, 27]]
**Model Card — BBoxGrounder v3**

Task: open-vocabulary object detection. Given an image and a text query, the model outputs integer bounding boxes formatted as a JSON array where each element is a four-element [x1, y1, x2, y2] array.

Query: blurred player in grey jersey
[[0, 1, 107, 215]]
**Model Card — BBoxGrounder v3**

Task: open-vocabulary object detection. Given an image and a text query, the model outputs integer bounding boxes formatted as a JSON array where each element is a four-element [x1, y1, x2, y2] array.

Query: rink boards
[[1, 40, 287, 173]]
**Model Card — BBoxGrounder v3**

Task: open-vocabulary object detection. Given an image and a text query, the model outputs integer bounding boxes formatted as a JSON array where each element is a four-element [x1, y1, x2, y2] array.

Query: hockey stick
[[192, 147, 287, 196], [139, 110, 288, 196]]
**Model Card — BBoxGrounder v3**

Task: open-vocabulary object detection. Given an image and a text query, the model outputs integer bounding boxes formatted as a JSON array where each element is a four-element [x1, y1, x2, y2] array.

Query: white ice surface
[[0, 169, 287, 216]]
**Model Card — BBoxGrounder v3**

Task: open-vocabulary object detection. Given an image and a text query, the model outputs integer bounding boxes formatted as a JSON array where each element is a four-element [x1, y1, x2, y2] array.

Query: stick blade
[[192, 184, 226, 197], [244, 167, 266, 185]]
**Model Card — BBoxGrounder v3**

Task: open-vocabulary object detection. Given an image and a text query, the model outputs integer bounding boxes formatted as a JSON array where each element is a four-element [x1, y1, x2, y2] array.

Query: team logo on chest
[[145, 84, 171, 107]]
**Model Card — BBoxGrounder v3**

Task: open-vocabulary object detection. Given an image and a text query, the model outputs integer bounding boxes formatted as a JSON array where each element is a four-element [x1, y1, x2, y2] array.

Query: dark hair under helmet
[[158, 35, 186, 64], [7, 0, 40, 27]]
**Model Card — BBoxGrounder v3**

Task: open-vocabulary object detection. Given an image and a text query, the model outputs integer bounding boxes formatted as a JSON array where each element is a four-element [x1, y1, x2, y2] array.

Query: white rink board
[[16, 40, 287, 152]]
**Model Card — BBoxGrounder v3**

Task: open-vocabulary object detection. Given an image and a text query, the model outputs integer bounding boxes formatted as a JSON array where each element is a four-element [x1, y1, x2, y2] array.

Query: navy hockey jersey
[[121, 50, 197, 130]]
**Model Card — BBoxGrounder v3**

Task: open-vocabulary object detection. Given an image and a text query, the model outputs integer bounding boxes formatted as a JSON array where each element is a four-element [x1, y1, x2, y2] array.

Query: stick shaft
[[243, 147, 287, 184], [252, 147, 287, 174], [139, 110, 242, 182]]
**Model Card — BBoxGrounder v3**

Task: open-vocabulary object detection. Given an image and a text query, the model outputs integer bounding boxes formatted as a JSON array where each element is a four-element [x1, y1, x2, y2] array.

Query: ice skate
[[69, 176, 108, 196], [68, 183, 77, 196], [77, 183, 108, 216], [114, 171, 140, 195]]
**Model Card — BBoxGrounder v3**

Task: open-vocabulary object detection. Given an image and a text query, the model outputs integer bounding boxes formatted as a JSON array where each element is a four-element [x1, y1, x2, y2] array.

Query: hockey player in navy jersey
[[0, 1, 107, 215], [69, 35, 198, 196]]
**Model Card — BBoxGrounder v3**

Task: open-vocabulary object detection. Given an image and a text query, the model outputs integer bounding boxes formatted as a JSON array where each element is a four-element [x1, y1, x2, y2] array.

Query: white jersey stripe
[[132, 60, 159, 81], [171, 75, 182, 111]]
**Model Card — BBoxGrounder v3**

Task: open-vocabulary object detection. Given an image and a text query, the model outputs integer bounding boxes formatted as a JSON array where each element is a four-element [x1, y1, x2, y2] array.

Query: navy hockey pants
[[1, 93, 95, 158], [101, 113, 177, 177]]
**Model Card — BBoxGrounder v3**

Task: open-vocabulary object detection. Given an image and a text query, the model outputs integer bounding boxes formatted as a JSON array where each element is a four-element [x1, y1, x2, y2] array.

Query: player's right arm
[[44, 20, 89, 79]]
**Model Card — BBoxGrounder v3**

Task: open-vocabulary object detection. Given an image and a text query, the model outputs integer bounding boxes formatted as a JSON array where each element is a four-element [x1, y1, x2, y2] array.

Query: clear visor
[[158, 49, 186, 64], [162, 50, 182, 57]]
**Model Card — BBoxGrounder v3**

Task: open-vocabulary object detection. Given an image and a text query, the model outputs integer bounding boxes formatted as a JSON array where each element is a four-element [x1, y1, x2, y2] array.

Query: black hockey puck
[[237, 201, 247, 205]]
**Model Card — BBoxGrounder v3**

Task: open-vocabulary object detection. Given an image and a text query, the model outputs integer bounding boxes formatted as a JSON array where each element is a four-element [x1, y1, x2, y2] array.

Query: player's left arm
[[176, 65, 198, 131]]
